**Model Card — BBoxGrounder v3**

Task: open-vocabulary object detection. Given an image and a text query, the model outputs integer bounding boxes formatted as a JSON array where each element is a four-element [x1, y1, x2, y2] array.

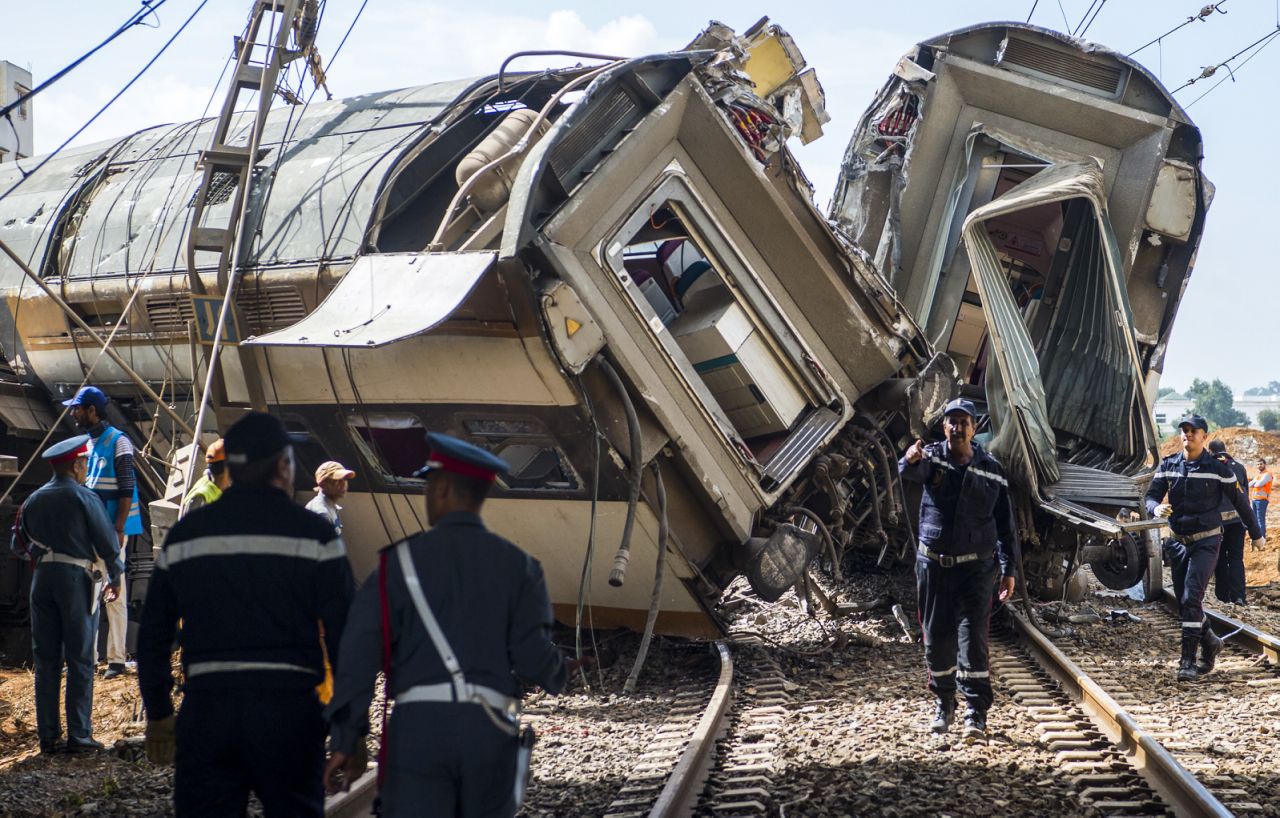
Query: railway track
[[325, 587, 1280, 818]]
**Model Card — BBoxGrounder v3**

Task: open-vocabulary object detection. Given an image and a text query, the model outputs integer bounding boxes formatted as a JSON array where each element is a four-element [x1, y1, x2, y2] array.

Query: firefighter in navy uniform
[[1208, 439, 1250, 605], [899, 398, 1018, 740], [1147, 415, 1262, 681], [136, 412, 355, 816], [324, 432, 568, 818], [12, 435, 123, 754]]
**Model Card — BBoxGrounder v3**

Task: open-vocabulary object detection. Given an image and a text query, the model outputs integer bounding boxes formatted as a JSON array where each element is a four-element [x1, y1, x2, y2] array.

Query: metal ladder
[[183, 0, 315, 415]]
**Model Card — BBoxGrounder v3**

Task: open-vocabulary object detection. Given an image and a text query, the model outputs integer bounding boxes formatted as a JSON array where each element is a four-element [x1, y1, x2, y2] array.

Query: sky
[[7, 0, 1279, 393]]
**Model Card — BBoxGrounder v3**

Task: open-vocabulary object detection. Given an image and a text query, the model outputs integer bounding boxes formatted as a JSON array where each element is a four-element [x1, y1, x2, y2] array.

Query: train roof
[[0, 76, 489, 289]]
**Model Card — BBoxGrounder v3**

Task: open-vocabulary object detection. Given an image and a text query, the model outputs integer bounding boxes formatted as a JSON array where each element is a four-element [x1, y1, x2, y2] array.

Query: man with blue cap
[[137, 412, 354, 815], [1147, 414, 1263, 681], [324, 432, 568, 817], [63, 385, 142, 680], [10, 435, 123, 753], [899, 398, 1019, 740]]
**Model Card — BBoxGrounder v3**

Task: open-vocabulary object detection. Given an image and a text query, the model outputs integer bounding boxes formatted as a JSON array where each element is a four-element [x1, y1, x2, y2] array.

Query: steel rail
[[323, 767, 377, 817], [649, 641, 734, 818], [1009, 609, 1232, 818], [1161, 587, 1280, 663]]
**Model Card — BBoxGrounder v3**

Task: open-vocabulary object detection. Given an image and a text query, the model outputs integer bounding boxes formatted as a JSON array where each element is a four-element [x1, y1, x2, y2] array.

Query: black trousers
[[1213, 522, 1246, 604], [380, 702, 518, 818], [916, 555, 998, 713], [1165, 534, 1220, 641], [174, 688, 324, 817]]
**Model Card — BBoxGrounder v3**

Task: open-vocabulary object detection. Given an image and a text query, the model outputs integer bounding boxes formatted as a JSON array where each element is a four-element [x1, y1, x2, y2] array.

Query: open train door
[[960, 158, 1162, 593]]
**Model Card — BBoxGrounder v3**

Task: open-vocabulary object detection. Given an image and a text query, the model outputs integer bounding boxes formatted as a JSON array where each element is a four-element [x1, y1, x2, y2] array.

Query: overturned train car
[[832, 22, 1210, 599], [0, 21, 948, 648]]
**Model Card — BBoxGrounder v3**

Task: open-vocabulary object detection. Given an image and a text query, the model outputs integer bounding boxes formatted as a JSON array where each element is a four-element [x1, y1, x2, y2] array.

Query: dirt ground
[[1160, 427, 1280, 586], [0, 667, 173, 816]]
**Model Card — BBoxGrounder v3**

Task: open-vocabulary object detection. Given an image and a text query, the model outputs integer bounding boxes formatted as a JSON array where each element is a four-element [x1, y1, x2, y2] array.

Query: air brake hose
[[624, 462, 667, 694], [598, 357, 642, 587]]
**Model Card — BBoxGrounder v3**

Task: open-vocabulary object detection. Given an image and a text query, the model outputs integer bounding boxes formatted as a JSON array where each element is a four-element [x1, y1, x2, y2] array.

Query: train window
[[346, 412, 428, 483], [282, 414, 333, 492], [461, 416, 580, 492], [605, 189, 811, 455]]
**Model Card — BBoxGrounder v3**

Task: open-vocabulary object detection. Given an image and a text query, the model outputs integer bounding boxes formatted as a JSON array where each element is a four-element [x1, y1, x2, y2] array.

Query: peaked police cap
[[412, 432, 509, 482]]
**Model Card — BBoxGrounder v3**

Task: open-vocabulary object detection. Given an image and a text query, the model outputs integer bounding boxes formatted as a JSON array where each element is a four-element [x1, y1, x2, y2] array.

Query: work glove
[[324, 742, 370, 794], [145, 715, 176, 765], [1154, 503, 1173, 519]]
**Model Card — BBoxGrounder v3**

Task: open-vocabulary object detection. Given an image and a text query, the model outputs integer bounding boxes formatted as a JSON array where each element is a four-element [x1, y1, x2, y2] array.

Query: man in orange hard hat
[[182, 439, 231, 514]]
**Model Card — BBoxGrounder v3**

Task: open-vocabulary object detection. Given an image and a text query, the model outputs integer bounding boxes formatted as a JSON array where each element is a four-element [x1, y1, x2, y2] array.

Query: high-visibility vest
[[1250, 472, 1273, 501], [86, 426, 144, 535], [182, 474, 223, 512]]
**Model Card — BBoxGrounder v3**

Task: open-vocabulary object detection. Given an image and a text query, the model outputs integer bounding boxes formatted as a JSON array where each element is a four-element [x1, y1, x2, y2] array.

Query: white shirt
[[305, 494, 342, 535]]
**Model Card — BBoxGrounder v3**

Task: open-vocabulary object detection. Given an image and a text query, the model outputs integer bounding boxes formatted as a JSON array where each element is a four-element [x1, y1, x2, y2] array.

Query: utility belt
[[1221, 510, 1240, 523], [918, 544, 991, 568], [37, 552, 106, 615], [397, 681, 519, 716], [1168, 527, 1222, 545]]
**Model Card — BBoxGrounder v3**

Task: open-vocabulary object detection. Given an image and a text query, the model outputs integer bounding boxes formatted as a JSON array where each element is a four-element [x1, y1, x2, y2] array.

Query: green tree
[[1186, 378, 1249, 428], [1245, 381, 1280, 397], [1259, 410, 1280, 432], [1157, 386, 1179, 398]]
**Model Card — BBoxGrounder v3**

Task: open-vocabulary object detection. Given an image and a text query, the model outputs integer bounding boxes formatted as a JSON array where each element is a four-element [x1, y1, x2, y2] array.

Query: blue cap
[[412, 432, 510, 481], [42, 434, 91, 464], [61, 385, 108, 410], [943, 398, 978, 418], [1178, 413, 1209, 433]]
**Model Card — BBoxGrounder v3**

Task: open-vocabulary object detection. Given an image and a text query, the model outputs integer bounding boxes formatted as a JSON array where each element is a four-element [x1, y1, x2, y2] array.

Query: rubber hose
[[624, 462, 666, 694], [598, 357, 642, 587], [788, 505, 842, 583]]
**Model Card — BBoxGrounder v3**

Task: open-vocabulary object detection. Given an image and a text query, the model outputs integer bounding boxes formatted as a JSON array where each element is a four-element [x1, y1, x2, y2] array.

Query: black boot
[[1177, 633, 1200, 682], [1197, 627, 1223, 675], [962, 709, 987, 741], [929, 698, 955, 733]]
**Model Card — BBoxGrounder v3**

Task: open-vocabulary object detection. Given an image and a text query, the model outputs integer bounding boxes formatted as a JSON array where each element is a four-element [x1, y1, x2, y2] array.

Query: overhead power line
[[1186, 27, 1280, 106], [0, 0, 172, 123], [0, 0, 210, 204], [1026, 0, 1040, 24], [1173, 24, 1280, 92], [1129, 2, 1228, 57], [1077, 0, 1109, 37]]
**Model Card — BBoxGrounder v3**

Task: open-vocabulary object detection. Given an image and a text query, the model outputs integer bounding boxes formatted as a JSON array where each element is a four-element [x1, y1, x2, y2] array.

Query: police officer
[[324, 433, 567, 817], [10, 436, 123, 753], [137, 412, 354, 816], [181, 439, 230, 514], [63, 385, 143, 680], [1146, 415, 1263, 681], [899, 398, 1018, 740], [1208, 439, 1249, 605]]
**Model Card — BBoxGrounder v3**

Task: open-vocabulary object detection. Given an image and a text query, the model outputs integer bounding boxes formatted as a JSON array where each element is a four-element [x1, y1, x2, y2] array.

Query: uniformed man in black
[[899, 398, 1018, 740], [137, 412, 355, 815], [324, 432, 567, 817], [1208, 439, 1250, 605], [1147, 414, 1262, 681], [11, 435, 122, 754]]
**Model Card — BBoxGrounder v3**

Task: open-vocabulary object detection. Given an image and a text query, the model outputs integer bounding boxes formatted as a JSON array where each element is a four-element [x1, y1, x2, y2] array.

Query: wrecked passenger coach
[[832, 22, 1210, 599], [0, 20, 947, 647]]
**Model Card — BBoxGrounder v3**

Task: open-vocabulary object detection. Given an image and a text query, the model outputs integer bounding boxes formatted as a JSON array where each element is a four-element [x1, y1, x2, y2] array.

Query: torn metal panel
[[961, 159, 1158, 492], [242, 252, 495, 347]]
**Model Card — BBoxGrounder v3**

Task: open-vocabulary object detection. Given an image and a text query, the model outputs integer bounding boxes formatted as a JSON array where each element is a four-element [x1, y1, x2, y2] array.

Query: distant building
[[0, 61, 32, 163], [1153, 391, 1280, 434]]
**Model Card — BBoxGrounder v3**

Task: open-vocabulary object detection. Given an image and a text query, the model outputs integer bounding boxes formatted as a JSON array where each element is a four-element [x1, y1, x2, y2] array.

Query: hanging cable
[[1128, 2, 1228, 57], [624, 461, 667, 695], [0, 0, 173, 123], [1186, 27, 1280, 106], [1172, 24, 1280, 92], [1073, 0, 1101, 35], [1054, 0, 1072, 31], [1025, 0, 1041, 24], [597, 357, 642, 588], [0, 0, 210, 205]]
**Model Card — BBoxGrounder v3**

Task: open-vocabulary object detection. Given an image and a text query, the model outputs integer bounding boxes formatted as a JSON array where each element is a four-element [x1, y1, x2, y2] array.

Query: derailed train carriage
[[0, 19, 1206, 657], [831, 22, 1210, 600]]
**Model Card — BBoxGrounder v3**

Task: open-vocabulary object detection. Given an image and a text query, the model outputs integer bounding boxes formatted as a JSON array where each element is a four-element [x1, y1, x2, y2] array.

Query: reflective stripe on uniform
[[956, 670, 989, 679], [397, 681, 519, 713], [930, 455, 1006, 486], [157, 534, 347, 569], [186, 660, 318, 679], [1181, 621, 1204, 629], [1153, 470, 1237, 483], [929, 666, 957, 677]]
